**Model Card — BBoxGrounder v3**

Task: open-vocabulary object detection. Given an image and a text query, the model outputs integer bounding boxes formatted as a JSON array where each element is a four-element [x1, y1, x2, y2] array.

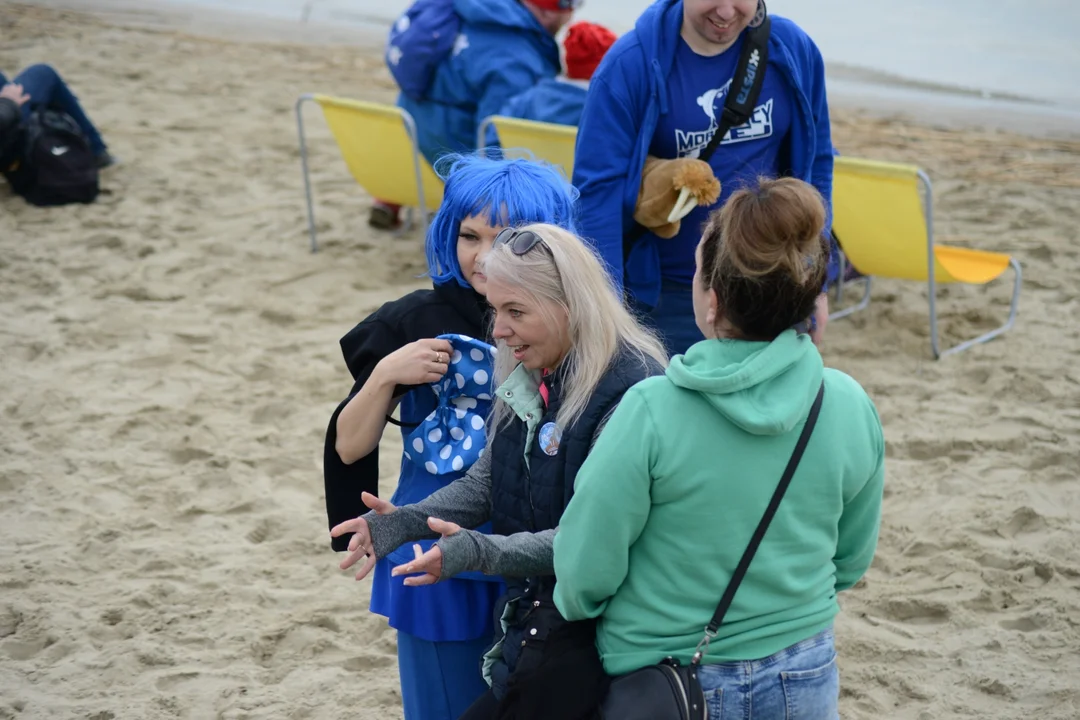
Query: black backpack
[[6, 108, 99, 206]]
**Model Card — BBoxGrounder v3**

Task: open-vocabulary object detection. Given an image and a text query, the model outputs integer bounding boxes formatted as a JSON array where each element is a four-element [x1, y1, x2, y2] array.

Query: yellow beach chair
[[295, 94, 444, 251], [829, 156, 1021, 359], [477, 116, 578, 179]]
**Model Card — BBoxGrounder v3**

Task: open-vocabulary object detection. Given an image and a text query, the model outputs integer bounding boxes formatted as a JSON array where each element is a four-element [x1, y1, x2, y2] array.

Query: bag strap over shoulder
[[692, 380, 825, 664], [622, 16, 772, 259], [696, 16, 771, 164]]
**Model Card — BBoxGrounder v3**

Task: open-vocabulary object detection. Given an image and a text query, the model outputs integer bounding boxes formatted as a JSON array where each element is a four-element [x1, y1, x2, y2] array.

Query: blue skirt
[[370, 555, 503, 642]]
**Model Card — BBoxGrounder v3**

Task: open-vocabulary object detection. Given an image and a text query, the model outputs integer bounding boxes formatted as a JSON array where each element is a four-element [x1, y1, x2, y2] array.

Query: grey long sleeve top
[[365, 450, 557, 579], [364, 410, 613, 581]]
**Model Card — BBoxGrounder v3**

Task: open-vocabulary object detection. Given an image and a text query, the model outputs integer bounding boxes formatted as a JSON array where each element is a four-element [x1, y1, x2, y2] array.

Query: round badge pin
[[539, 422, 562, 456]]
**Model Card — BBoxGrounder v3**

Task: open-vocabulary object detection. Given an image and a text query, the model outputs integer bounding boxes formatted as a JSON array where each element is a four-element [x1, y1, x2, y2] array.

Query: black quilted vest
[[486, 347, 664, 698]]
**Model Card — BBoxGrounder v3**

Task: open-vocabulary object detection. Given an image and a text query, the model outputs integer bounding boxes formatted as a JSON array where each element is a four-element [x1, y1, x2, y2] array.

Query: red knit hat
[[563, 21, 617, 81], [528, 0, 584, 11]]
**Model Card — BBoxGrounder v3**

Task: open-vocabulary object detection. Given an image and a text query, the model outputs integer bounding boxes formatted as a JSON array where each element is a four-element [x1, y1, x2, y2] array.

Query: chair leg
[[393, 207, 416, 237], [419, 206, 431, 237], [935, 258, 1022, 359], [295, 95, 319, 253], [829, 277, 873, 322], [835, 251, 846, 304]]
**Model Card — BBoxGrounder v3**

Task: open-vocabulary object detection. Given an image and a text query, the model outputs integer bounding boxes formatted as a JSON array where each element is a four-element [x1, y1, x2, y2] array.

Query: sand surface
[[1, 3, 1079, 719]]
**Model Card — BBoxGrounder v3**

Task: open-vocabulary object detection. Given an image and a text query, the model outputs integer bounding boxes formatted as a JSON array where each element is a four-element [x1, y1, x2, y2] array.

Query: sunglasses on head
[[556, 0, 583, 8], [495, 227, 546, 255]]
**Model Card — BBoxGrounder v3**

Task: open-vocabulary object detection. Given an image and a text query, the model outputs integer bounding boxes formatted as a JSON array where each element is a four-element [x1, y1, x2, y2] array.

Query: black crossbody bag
[[600, 381, 825, 720], [622, 15, 772, 262]]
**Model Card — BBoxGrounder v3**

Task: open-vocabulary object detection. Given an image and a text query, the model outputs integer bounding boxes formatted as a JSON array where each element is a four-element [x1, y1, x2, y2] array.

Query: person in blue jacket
[[494, 21, 617, 133], [370, 0, 579, 230], [326, 154, 578, 720], [571, 0, 837, 356]]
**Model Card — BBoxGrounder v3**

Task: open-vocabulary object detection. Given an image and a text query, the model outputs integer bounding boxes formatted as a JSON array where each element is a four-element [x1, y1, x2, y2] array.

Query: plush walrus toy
[[632, 156, 722, 239]]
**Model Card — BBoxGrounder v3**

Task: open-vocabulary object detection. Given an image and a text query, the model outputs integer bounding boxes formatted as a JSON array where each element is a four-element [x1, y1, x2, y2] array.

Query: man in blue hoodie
[[371, 0, 578, 229], [494, 21, 617, 133], [572, 0, 836, 355]]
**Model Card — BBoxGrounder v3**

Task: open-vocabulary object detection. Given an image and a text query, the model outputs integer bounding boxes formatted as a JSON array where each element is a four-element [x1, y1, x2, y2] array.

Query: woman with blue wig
[[323, 153, 578, 720]]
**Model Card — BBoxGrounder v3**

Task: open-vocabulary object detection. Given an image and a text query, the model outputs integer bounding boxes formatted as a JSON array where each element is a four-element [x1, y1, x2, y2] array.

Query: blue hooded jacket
[[484, 77, 589, 145], [499, 77, 590, 127], [572, 1, 835, 308], [398, 0, 561, 164]]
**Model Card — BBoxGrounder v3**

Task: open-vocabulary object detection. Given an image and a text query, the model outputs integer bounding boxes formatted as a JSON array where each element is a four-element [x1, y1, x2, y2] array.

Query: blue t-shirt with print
[[649, 35, 792, 284]]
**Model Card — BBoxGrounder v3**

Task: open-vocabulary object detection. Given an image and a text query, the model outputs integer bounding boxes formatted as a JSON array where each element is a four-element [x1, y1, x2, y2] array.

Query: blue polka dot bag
[[403, 334, 497, 476]]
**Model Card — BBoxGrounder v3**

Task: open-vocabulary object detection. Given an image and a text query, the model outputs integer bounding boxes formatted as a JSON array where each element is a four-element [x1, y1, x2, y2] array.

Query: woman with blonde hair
[[554, 177, 885, 719], [331, 222, 667, 719]]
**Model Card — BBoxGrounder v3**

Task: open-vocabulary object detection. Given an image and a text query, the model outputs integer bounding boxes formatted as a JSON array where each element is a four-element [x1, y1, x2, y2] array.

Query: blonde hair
[[482, 223, 668, 432], [701, 177, 829, 339]]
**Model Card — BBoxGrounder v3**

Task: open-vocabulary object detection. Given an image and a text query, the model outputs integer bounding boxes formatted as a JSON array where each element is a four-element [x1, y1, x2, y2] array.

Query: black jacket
[[0, 97, 24, 172], [323, 280, 488, 551]]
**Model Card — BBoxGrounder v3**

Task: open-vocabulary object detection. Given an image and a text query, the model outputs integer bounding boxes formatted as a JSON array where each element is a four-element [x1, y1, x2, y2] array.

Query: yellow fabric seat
[[477, 116, 577, 179], [830, 156, 1021, 358], [295, 94, 443, 251]]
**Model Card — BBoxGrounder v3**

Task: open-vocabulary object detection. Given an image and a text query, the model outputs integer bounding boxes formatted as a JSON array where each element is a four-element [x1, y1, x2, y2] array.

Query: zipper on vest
[[524, 463, 540, 529]]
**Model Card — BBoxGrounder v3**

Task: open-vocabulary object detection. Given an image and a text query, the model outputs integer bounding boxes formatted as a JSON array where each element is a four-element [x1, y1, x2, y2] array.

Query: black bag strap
[[697, 16, 771, 165], [692, 380, 825, 663], [622, 16, 772, 258]]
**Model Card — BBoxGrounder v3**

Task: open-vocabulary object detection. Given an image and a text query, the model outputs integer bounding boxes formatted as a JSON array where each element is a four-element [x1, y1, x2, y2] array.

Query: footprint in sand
[[0, 606, 22, 638], [2, 638, 47, 661], [154, 671, 200, 692], [1002, 506, 1048, 537], [999, 613, 1050, 633], [246, 518, 283, 545], [169, 447, 214, 464], [343, 653, 396, 672], [259, 309, 296, 326], [1028, 449, 1080, 473], [877, 598, 952, 626]]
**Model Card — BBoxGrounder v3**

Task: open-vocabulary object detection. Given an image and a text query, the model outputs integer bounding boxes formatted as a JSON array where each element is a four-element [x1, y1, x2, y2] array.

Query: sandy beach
[[1, 2, 1078, 719]]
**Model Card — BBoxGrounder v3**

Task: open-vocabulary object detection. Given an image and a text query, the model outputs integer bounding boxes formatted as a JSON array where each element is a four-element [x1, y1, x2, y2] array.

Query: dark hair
[[699, 177, 829, 340]]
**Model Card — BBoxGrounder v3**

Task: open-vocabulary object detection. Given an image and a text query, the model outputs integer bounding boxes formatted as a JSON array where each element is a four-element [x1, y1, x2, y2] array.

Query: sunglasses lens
[[512, 231, 542, 255], [496, 229, 544, 255]]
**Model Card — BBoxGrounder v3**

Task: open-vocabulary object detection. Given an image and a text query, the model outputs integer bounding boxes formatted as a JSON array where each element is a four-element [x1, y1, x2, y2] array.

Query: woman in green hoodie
[[553, 177, 885, 719]]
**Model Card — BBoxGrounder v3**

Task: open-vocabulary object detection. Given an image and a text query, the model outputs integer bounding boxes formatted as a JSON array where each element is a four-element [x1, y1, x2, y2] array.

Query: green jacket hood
[[666, 330, 824, 436]]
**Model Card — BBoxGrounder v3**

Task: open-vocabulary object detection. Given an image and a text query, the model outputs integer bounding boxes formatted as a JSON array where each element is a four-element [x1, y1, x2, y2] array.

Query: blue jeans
[[0, 64, 107, 155], [633, 279, 704, 358], [699, 628, 839, 720]]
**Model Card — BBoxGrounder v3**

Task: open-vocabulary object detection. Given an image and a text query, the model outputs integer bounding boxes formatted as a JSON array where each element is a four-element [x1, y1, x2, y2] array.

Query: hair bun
[[718, 177, 826, 286], [699, 177, 829, 339]]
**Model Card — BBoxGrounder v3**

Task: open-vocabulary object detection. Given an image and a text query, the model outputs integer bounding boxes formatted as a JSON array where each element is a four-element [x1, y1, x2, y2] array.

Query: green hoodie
[[553, 331, 885, 675]]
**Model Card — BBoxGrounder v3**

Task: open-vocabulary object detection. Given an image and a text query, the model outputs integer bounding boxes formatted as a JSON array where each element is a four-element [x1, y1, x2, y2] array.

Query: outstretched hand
[[390, 517, 462, 587], [330, 491, 397, 581]]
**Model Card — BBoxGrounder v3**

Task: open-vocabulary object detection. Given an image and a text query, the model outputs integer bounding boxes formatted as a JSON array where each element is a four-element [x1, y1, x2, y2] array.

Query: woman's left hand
[[391, 517, 462, 586]]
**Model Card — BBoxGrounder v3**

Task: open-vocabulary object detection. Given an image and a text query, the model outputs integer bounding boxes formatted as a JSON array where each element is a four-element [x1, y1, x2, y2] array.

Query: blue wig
[[425, 154, 579, 287]]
